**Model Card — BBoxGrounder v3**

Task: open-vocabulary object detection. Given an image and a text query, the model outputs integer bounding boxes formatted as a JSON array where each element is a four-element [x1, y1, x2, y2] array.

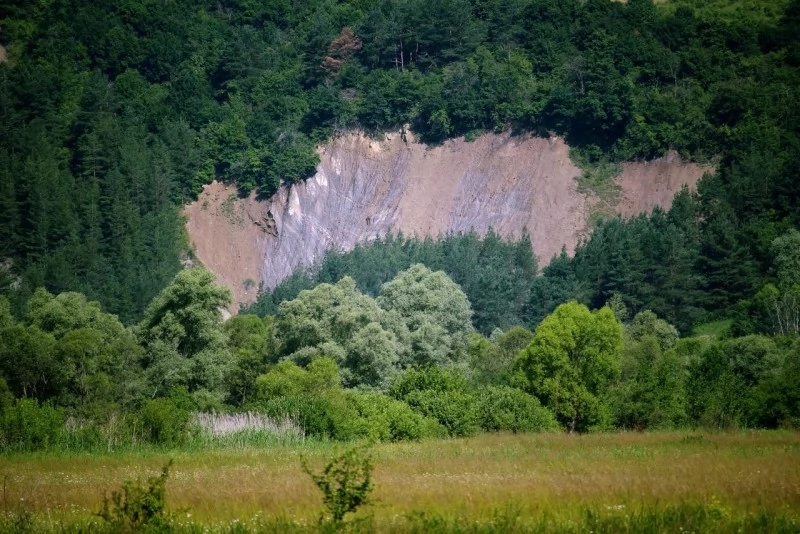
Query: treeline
[[242, 230, 538, 336], [3, 264, 798, 453], [246, 210, 800, 339], [2, 0, 800, 321]]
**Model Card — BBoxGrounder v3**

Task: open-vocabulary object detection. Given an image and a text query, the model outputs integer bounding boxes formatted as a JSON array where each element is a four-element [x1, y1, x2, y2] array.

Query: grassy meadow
[[1, 431, 799, 532]]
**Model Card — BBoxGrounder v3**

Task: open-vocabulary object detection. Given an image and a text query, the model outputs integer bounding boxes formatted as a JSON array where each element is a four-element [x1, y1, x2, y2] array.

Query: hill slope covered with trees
[[2, 0, 799, 320], [1, 0, 800, 449]]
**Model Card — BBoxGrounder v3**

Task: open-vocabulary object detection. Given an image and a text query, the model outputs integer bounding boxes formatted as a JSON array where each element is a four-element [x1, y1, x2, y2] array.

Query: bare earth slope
[[184, 132, 712, 309]]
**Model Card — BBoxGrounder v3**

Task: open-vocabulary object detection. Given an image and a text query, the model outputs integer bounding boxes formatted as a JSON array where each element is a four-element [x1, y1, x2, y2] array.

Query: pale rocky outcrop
[[184, 131, 712, 310]]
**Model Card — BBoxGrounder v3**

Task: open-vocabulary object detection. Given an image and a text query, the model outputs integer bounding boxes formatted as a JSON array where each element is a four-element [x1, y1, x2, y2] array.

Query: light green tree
[[275, 277, 406, 388], [626, 310, 679, 351], [512, 302, 622, 432], [755, 229, 800, 335], [377, 264, 473, 368], [137, 268, 232, 404]]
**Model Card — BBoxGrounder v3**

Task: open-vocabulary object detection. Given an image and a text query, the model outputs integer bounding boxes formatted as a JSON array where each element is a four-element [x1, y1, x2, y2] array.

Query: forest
[[1, 0, 800, 452]]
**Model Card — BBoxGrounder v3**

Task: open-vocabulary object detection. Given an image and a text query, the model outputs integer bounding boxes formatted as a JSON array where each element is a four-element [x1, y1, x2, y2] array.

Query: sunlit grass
[[1, 431, 798, 531], [692, 319, 733, 339]]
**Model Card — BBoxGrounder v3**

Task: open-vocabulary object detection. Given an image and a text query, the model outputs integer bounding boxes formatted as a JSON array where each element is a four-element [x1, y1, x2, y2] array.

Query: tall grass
[[188, 412, 305, 448], [2, 432, 798, 532]]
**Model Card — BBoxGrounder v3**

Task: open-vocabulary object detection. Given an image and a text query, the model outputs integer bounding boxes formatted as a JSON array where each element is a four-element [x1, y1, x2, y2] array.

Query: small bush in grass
[[98, 460, 173, 532], [0, 398, 63, 452], [301, 446, 374, 528]]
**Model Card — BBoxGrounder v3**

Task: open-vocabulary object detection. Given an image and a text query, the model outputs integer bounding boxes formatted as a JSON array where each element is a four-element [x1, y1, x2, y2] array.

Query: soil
[[184, 131, 710, 312]]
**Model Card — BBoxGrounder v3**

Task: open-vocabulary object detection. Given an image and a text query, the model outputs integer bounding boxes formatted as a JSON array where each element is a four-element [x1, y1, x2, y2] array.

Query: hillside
[[185, 131, 710, 309], [1, 0, 797, 323], [1, 0, 799, 453]]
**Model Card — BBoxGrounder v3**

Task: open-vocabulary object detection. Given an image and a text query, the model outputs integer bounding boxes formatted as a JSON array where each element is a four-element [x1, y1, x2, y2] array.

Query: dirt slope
[[184, 131, 712, 310]]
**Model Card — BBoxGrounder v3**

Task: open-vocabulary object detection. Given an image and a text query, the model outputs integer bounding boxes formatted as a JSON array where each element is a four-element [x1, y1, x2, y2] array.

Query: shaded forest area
[[1, 0, 800, 450]]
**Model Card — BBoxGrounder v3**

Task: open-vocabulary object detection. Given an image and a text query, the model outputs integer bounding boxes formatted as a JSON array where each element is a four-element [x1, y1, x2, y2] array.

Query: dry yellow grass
[[1, 431, 799, 526]]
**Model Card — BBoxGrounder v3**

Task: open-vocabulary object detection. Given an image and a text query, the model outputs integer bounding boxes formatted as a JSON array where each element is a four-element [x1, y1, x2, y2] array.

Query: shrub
[[402, 389, 480, 437], [98, 461, 173, 532], [389, 368, 480, 437], [476, 386, 559, 433], [345, 392, 446, 441], [0, 398, 64, 452], [139, 398, 190, 446], [301, 447, 374, 527], [257, 392, 361, 441]]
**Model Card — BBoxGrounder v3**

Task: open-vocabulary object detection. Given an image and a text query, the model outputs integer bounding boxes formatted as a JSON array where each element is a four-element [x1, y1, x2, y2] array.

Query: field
[[1, 431, 799, 532]]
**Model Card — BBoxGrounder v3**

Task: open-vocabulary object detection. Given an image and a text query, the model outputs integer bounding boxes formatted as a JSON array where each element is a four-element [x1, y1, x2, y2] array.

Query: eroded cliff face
[[184, 131, 712, 310]]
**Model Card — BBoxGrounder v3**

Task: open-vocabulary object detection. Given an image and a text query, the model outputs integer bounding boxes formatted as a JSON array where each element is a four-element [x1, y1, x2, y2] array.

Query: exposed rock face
[[184, 131, 712, 310]]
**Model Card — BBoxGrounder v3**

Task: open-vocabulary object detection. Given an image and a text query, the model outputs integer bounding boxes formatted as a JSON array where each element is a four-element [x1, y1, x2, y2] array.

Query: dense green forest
[[2, 0, 799, 320], [1, 0, 800, 450]]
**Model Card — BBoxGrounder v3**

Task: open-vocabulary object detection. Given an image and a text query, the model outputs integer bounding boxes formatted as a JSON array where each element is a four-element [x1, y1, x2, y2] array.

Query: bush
[[98, 461, 173, 532], [476, 386, 559, 433], [402, 389, 480, 437], [257, 392, 362, 441], [301, 447, 374, 527], [139, 398, 191, 446], [345, 392, 446, 441], [0, 398, 64, 452], [390, 368, 480, 437]]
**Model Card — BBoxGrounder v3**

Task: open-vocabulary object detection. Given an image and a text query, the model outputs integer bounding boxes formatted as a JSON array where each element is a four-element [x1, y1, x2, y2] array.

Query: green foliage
[[749, 341, 800, 428], [223, 315, 273, 406], [137, 268, 232, 402], [138, 398, 190, 447], [0, 398, 64, 452], [470, 327, 535, 385], [245, 231, 537, 336], [2, 0, 800, 448], [608, 336, 688, 430], [255, 358, 341, 401], [390, 368, 480, 437], [476, 386, 559, 433], [345, 392, 446, 442], [98, 460, 173, 532], [377, 264, 473, 368], [254, 359, 443, 442], [686, 335, 786, 429], [0, 324, 59, 400], [627, 310, 680, 351], [274, 277, 405, 388], [513, 302, 623, 433], [301, 446, 374, 527]]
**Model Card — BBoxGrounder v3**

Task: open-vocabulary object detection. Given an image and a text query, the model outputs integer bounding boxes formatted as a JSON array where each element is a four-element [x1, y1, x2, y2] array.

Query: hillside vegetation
[[0, 0, 799, 456], [1, 0, 799, 320]]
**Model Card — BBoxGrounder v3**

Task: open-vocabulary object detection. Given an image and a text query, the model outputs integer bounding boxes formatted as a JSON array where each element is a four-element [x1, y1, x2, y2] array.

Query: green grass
[[692, 319, 733, 339], [1, 431, 798, 532]]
